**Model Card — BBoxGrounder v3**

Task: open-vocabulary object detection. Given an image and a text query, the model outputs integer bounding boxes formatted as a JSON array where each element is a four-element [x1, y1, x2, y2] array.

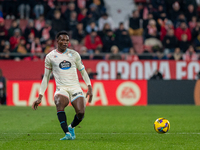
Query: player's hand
[[32, 95, 43, 110], [86, 85, 93, 103]]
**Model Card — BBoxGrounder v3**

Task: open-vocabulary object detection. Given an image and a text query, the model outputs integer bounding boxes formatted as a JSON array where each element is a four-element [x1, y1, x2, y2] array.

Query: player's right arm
[[32, 55, 52, 110]]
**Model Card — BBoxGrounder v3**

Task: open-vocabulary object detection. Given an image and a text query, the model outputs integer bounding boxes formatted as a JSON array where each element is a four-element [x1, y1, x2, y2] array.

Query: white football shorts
[[54, 86, 85, 102]]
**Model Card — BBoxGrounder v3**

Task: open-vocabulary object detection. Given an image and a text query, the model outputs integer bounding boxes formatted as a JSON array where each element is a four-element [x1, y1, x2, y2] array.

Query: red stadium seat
[[19, 19, 28, 34], [4, 19, 13, 30], [131, 36, 143, 45]]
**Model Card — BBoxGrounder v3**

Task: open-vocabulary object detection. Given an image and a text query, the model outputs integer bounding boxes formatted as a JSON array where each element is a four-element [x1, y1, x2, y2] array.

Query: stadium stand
[[0, 0, 200, 60]]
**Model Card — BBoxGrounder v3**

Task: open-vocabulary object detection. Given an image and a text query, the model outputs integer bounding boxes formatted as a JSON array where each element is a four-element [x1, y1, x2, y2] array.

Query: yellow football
[[154, 118, 170, 133]]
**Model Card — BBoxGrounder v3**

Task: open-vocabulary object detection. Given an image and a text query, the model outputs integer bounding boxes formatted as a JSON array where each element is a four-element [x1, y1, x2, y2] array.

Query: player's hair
[[56, 31, 69, 39]]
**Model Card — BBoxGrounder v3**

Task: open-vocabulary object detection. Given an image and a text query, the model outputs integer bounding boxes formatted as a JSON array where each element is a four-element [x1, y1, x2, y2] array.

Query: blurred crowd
[[0, 0, 200, 61]]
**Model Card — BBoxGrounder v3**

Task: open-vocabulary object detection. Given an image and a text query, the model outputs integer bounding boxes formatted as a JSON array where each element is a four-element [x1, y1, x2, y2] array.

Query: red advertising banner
[[82, 61, 200, 80], [7, 80, 147, 106], [1, 60, 199, 80]]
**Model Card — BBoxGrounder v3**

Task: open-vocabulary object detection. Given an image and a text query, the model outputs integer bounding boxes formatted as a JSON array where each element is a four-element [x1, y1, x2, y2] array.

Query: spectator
[[183, 0, 197, 11], [102, 29, 116, 53], [154, 5, 167, 21], [170, 2, 181, 23], [64, 2, 76, 20], [92, 0, 106, 14], [67, 11, 78, 31], [9, 28, 23, 51], [40, 20, 55, 43], [80, 46, 90, 60], [84, 29, 103, 53], [178, 34, 190, 52], [144, 20, 162, 51], [52, 10, 66, 33], [192, 19, 200, 39], [0, 41, 11, 60], [33, 0, 44, 19], [0, 39, 4, 51], [86, 21, 98, 34], [109, 45, 122, 60], [185, 4, 197, 22], [0, 69, 6, 105], [175, 22, 192, 41], [144, 19, 158, 40], [143, 13, 154, 29], [116, 73, 122, 80], [129, 10, 143, 36], [45, 0, 56, 20], [93, 48, 104, 60], [24, 19, 38, 40], [35, 15, 45, 32], [8, 20, 19, 38], [169, 47, 183, 60], [77, 8, 87, 22], [81, 11, 96, 30], [147, 3, 154, 15], [116, 30, 132, 53], [0, 18, 8, 41], [25, 33, 33, 55], [98, 23, 111, 39], [193, 31, 200, 52], [189, 16, 197, 31], [43, 38, 54, 54], [162, 28, 178, 53], [89, 3, 100, 21], [150, 70, 163, 80], [18, 0, 31, 19], [182, 45, 199, 61], [153, 50, 168, 60], [72, 23, 86, 44], [125, 47, 139, 61], [30, 37, 42, 60], [175, 13, 187, 28], [159, 19, 174, 41], [98, 13, 115, 31], [13, 37, 28, 60], [115, 22, 125, 38], [151, 0, 166, 11]]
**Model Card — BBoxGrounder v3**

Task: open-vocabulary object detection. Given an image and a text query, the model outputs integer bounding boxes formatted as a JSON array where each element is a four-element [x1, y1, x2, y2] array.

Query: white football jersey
[[45, 49, 84, 87]]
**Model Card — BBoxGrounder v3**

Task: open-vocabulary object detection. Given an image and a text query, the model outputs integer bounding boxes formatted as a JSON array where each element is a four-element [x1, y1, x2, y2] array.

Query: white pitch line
[[1, 133, 200, 135]]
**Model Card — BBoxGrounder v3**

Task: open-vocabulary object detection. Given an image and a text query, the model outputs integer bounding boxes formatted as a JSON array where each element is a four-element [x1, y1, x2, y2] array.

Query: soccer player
[[32, 31, 93, 140]]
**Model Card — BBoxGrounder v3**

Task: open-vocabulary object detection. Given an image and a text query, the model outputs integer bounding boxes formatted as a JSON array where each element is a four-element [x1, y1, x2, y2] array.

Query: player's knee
[[77, 112, 84, 120], [55, 100, 64, 110]]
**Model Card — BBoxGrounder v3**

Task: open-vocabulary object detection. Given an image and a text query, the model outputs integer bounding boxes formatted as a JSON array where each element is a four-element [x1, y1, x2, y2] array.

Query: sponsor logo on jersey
[[54, 55, 57, 58], [72, 92, 83, 97], [59, 60, 71, 70]]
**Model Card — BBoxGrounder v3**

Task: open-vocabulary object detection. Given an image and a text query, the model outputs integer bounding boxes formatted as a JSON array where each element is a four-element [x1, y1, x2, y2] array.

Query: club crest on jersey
[[59, 60, 71, 70]]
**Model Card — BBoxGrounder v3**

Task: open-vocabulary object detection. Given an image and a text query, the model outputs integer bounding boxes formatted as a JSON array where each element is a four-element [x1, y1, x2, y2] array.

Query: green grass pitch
[[0, 105, 200, 150]]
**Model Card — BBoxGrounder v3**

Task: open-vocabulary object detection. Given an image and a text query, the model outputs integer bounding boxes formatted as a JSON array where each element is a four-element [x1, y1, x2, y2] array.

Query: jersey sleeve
[[45, 55, 52, 70], [75, 52, 85, 71]]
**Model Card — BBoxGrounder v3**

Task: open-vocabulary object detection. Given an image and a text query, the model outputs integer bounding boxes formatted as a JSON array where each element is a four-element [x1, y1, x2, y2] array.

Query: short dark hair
[[56, 31, 69, 39]]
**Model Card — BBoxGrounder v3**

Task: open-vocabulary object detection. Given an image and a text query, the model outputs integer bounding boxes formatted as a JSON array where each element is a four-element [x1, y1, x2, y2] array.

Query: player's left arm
[[80, 69, 93, 103], [75, 52, 93, 103]]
